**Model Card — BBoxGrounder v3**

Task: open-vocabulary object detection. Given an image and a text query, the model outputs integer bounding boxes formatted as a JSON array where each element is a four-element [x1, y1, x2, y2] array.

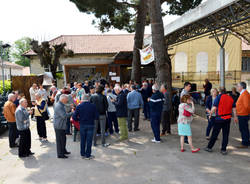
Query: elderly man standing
[[236, 82, 250, 148], [54, 94, 73, 159], [29, 83, 38, 119], [3, 94, 18, 148], [160, 84, 171, 136], [73, 94, 98, 160], [127, 85, 143, 132], [15, 98, 34, 157]]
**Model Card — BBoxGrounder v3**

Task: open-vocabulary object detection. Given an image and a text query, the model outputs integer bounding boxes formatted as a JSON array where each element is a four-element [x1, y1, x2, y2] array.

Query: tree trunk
[[149, 0, 174, 123], [131, 0, 148, 84]]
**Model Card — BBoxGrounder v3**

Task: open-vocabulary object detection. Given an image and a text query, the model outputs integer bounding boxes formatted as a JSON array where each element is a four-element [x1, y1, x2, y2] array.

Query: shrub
[[0, 80, 12, 94]]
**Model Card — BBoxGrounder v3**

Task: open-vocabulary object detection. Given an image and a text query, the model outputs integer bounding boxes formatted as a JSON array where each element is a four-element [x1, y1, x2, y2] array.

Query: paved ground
[[0, 108, 249, 184]]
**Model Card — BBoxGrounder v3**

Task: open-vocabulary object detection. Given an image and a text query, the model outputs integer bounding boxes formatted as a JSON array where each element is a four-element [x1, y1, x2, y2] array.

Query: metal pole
[[0, 47, 5, 95], [219, 47, 225, 88]]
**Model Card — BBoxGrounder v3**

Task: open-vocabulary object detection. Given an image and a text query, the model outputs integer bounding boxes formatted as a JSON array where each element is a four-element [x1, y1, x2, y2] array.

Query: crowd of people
[[2, 78, 249, 159]]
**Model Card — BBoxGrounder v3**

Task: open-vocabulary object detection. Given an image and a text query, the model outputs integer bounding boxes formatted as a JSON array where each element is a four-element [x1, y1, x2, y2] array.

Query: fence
[[172, 70, 242, 90]]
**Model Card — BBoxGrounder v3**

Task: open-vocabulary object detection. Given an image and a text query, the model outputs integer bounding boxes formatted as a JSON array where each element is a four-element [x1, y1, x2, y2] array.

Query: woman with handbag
[[34, 93, 48, 142], [178, 94, 200, 153]]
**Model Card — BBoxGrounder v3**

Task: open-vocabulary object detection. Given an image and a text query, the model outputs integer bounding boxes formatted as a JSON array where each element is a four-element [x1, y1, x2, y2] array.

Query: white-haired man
[[3, 94, 18, 148], [15, 98, 34, 157], [54, 94, 73, 159]]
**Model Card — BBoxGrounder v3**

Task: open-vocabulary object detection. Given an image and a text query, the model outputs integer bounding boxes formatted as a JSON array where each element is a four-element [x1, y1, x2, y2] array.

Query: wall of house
[[30, 56, 45, 75]]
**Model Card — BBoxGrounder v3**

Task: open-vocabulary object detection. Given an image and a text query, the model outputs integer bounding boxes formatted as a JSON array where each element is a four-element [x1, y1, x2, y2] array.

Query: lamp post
[[0, 43, 11, 95]]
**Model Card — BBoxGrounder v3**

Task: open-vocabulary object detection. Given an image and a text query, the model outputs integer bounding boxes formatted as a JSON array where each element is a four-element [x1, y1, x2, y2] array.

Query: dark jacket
[[149, 91, 164, 113], [205, 95, 213, 110], [114, 91, 128, 117], [73, 101, 99, 126], [140, 88, 151, 102], [162, 91, 171, 112], [90, 93, 108, 115]]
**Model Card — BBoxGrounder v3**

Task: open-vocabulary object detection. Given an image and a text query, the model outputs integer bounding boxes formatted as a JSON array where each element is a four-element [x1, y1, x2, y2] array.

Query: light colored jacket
[[29, 87, 38, 102], [107, 93, 117, 112], [15, 106, 30, 131], [53, 101, 73, 130], [178, 103, 195, 124]]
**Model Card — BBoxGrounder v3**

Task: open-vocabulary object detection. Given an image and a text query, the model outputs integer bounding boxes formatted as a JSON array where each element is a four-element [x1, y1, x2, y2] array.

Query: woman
[[34, 93, 48, 141], [230, 87, 239, 103], [178, 94, 200, 153], [205, 88, 218, 140]]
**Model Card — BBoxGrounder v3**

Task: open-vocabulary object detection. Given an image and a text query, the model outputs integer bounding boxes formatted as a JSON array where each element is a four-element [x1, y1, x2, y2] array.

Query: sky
[[0, 0, 179, 44]]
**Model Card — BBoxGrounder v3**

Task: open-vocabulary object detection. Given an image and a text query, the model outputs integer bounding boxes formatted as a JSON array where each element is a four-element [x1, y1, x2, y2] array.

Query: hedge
[[0, 80, 12, 94]]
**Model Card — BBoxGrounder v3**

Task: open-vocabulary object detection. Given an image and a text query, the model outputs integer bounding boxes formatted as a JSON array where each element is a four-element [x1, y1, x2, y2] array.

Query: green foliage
[[70, 0, 203, 33], [11, 37, 32, 67], [56, 72, 64, 79], [0, 80, 12, 94], [0, 41, 11, 61]]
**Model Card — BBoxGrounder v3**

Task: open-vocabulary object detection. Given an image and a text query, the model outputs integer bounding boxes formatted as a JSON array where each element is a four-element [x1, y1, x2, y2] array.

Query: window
[[242, 57, 250, 72], [196, 52, 208, 72], [174, 52, 188, 73], [217, 52, 229, 71]]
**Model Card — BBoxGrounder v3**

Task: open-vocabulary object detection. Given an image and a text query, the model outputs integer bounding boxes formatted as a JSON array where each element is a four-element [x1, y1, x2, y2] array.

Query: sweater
[[107, 93, 117, 112], [149, 91, 164, 113], [236, 90, 250, 116], [127, 90, 144, 110]]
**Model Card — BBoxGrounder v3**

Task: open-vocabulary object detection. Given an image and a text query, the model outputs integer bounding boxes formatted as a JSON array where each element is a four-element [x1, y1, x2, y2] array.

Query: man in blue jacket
[[127, 85, 144, 132], [73, 94, 99, 160], [149, 84, 164, 143]]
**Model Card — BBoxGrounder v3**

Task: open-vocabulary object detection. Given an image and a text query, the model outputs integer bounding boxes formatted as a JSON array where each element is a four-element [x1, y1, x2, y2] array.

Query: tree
[[11, 37, 32, 67], [30, 40, 73, 79], [0, 41, 11, 61], [70, 0, 202, 83]]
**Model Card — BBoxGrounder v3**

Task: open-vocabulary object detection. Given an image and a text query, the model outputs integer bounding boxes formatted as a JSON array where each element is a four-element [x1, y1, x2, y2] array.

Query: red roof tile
[[25, 34, 136, 56]]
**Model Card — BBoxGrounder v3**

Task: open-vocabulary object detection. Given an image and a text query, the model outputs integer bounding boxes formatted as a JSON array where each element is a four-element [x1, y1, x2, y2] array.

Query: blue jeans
[[238, 115, 250, 146], [107, 112, 119, 134], [150, 112, 161, 141], [143, 101, 150, 119], [206, 116, 215, 137], [80, 125, 94, 158]]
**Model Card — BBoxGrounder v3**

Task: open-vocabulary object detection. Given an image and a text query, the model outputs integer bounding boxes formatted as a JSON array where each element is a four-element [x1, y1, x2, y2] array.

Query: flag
[[139, 45, 155, 65]]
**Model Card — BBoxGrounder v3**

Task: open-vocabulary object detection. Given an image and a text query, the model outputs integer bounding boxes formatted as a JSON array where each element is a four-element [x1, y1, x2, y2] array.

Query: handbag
[[37, 107, 49, 121], [183, 105, 192, 117]]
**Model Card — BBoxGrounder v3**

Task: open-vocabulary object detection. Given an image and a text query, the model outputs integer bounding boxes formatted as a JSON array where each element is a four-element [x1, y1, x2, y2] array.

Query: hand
[[28, 110, 33, 115], [234, 117, 238, 123], [147, 98, 150, 102], [71, 109, 75, 113]]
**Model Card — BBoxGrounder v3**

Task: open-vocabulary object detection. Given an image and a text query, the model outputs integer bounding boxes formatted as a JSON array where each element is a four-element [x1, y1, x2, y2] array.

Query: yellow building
[[169, 34, 244, 90]]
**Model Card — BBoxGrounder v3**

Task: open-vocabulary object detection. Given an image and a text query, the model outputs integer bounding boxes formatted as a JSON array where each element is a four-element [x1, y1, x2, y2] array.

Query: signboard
[[139, 45, 155, 65]]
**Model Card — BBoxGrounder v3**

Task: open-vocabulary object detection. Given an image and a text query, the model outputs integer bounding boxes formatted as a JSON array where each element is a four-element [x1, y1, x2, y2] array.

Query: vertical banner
[[139, 45, 155, 65]]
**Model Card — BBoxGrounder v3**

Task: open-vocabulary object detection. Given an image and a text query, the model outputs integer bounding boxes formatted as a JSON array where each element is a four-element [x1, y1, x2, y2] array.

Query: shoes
[[28, 152, 35, 156], [134, 129, 140, 132], [102, 143, 110, 147], [184, 141, 189, 145], [204, 147, 212, 152], [236, 145, 248, 149], [19, 154, 29, 158], [192, 148, 200, 153], [181, 149, 186, 152], [10, 144, 19, 148], [64, 151, 71, 155], [220, 150, 228, 155], [160, 133, 165, 137], [151, 139, 161, 143], [105, 132, 109, 136], [128, 129, 132, 132], [84, 155, 95, 160], [58, 155, 68, 159], [42, 138, 48, 142], [206, 136, 210, 140], [66, 133, 72, 135]]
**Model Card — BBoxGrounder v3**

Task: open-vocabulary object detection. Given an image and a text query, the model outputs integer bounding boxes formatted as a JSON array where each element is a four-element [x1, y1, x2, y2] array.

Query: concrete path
[[0, 110, 249, 184]]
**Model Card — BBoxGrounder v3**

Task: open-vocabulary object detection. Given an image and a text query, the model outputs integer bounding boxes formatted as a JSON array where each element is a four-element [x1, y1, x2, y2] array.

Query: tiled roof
[[2, 61, 24, 69], [25, 34, 136, 56]]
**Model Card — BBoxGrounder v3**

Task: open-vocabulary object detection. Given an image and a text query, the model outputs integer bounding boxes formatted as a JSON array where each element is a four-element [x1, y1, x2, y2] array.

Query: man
[[149, 84, 164, 143], [65, 91, 75, 135], [235, 82, 250, 148], [73, 94, 98, 160], [180, 82, 192, 144], [127, 85, 144, 132], [205, 87, 237, 155], [29, 83, 38, 119], [203, 79, 212, 101], [140, 82, 151, 120], [90, 85, 109, 147], [113, 86, 128, 141], [15, 98, 34, 157], [38, 84, 48, 101], [160, 84, 171, 136], [53, 94, 73, 159], [83, 80, 90, 94], [107, 89, 119, 134], [3, 94, 18, 148], [71, 82, 78, 92]]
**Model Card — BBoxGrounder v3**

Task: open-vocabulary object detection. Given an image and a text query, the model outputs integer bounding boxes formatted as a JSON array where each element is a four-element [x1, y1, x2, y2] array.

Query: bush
[[0, 80, 12, 95]]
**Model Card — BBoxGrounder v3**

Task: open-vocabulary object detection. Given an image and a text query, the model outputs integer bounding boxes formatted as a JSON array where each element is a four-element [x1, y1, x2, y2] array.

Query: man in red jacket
[[236, 82, 250, 148]]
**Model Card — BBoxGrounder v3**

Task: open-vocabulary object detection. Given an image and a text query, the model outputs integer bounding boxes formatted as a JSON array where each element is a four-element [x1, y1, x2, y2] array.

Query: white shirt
[[240, 89, 246, 95], [29, 87, 38, 102]]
